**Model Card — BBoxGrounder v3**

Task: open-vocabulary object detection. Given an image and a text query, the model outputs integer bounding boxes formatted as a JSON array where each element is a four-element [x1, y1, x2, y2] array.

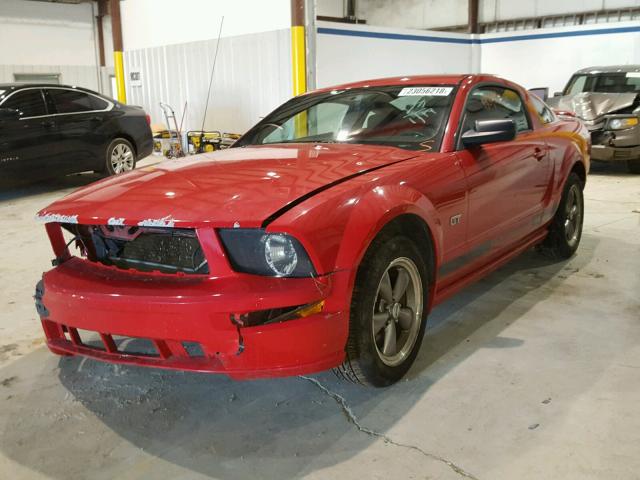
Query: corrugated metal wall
[[0, 65, 101, 91], [124, 29, 292, 135]]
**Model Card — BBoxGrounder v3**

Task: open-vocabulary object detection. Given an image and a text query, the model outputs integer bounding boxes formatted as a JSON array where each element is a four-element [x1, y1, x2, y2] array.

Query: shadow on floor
[[0, 157, 159, 202], [0, 173, 104, 202], [0, 236, 598, 480], [588, 161, 635, 177]]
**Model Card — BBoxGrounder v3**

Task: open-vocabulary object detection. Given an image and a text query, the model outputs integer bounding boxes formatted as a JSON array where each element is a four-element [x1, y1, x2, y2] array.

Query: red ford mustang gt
[[35, 74, 589, 386]]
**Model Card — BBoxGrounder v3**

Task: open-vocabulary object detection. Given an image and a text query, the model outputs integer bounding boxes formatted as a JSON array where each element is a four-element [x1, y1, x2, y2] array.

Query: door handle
[[40, 120, 55, 128], [90, 116, 102, 123], [533, 147, 545, 161]]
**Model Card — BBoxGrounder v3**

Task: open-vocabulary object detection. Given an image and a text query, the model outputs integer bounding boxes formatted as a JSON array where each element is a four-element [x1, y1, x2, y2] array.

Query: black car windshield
[[565, 73, 640, 95], [236, 85, 457, 152]]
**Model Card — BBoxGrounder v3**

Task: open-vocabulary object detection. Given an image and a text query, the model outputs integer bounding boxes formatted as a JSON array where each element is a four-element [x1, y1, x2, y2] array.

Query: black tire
[[539, 172, 584, 259], [103, 138, 136, 176], [627, 159, 640, 174], [334, 233, 430, 387]]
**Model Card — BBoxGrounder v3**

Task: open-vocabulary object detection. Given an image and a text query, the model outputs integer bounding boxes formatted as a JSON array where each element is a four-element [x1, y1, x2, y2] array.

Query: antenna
[[199, 16, 224, 144]]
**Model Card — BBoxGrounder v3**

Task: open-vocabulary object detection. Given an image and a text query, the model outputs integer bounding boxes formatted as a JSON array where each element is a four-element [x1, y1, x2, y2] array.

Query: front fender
[[269, 179, 441, 277], [333, 184, 441, 273]]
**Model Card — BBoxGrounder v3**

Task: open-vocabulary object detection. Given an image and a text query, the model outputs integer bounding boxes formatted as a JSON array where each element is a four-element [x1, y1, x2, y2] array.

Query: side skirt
[[432, 227, 549, 307]]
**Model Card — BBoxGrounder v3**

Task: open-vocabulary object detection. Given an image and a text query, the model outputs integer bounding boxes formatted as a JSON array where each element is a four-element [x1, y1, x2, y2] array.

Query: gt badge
[[450, 214, 462, 226]]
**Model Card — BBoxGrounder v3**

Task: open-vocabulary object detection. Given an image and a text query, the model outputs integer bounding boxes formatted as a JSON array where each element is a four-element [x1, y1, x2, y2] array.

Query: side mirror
[[553, 91, 563, 97], [461, 119, 516, 147], [0, 108, 20, 121], [528, 87, 549, 101]]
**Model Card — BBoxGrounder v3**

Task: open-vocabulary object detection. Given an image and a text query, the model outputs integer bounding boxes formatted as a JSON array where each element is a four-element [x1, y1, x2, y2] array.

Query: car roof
[[309, 74, 516, 94], [575, 65, 640, 74], [312, 74, 468, 93]]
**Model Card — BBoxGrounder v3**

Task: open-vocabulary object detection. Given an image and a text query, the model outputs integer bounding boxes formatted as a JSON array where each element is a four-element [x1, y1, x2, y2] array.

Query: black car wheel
[[627, 159, 640, 174], [105, 138, 136, 175], [335, 233, 429, 387], [539, 172, 584, 259]]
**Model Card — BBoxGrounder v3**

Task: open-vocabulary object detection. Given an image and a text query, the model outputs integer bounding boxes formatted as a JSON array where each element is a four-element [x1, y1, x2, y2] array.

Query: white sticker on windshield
[[398, 86, 453, 96], [626, 72, 640, 78]]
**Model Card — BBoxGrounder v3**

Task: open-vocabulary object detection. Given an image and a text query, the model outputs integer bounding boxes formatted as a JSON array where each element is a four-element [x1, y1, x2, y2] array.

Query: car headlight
[[218, 228, 315, 277], [607, 117, 639, 130]]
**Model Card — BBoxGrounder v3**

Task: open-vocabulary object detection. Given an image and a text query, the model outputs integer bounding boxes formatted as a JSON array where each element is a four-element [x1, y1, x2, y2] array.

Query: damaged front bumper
[[589, 116, 640, 162], [35, 224, 350, 379]]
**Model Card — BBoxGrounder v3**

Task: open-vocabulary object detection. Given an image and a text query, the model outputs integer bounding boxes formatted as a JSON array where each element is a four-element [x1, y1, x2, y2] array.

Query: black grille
[[590, 129, 609, 146], [63, 224, 209, 275]]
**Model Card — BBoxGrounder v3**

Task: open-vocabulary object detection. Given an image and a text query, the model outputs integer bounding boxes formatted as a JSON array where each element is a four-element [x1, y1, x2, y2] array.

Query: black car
[[0, 84, 153, 184]]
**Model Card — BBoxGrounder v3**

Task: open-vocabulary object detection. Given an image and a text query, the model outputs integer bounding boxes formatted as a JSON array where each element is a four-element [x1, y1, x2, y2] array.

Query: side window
[[566, 75, 587, 95], [461, 86, 530, 137], [530, 95, 555, 124], [1, 90, 47, 117], [90, 95, 109, 110], [48, 89, 96, 114]]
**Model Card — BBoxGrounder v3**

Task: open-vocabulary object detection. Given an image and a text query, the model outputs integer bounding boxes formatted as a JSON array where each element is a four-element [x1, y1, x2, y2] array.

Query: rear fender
[[545, 120, 589, 220]]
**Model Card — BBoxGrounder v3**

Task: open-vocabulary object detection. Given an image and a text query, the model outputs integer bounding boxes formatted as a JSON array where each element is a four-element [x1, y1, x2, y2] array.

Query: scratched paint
[[107, 217, 126, 226], [35, 213, 79, 224], [137, 215, 175, 228]]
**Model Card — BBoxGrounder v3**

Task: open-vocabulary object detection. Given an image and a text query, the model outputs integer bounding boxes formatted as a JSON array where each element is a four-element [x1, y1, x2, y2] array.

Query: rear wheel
[[539, 172, 584, 259], [627, 159, 640, 174], [334, 234, 429, 387], [104, 138, 136, 176]]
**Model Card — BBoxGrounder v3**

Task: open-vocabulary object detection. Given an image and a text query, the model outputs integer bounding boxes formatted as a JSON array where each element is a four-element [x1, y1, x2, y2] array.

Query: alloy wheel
[[564, 184, 582, 247], [110, 143, 135, 174], [372, 257, 423, 367]]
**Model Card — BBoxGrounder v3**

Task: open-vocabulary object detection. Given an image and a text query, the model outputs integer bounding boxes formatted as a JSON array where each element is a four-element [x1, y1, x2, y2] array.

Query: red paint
[[36, 75, 589, 379]]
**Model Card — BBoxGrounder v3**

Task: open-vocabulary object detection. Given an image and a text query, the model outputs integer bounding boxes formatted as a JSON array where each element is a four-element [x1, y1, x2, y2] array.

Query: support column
[[468, 0, 479, 34], [109, 0, 126, 103], [291, 0, 306, 96], [304, 0, 316, 91], [96, 0, 107, 67]]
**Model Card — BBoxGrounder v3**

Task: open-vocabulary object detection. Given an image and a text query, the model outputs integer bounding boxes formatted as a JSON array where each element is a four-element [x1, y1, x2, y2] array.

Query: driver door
[[456, 85, 551, 256]]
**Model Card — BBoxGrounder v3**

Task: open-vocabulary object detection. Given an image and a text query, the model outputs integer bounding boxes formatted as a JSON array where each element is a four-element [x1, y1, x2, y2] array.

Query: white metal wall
[[480, 0, 640, 24], [0, 0, 110, 94], [0, 0, 97, 66], [316, 22, 473, 88], [120, 0, 291, 50], [0, 65, 101, 91], [316, 20, 640, 94], [334, 0, 640, 30], [480, 21, 640, 94], [124, 29, 292, 134]]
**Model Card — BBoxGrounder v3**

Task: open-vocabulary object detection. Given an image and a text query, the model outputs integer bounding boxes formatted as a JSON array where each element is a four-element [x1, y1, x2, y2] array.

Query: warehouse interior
[[1, 1, 639, 479]]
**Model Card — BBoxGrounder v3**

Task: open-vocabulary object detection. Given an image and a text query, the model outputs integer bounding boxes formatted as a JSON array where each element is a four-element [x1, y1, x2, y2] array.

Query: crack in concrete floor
[[299, 375, 480, 480]]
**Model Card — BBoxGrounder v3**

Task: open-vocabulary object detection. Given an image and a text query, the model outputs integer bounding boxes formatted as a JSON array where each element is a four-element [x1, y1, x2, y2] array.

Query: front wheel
[[539, 172, 584, 259], [104, 138, 136, 176], [334, 234, 429, 387]]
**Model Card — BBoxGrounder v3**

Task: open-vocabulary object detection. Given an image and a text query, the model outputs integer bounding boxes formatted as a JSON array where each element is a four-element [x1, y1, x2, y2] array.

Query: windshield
[[236, 85, 457, 152], [565, 73, 640, 95]]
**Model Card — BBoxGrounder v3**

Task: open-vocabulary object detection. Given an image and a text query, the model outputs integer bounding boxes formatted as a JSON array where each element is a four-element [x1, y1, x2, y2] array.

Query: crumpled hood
[[37, 143, 417, 228], [548, 92, 638, 122]]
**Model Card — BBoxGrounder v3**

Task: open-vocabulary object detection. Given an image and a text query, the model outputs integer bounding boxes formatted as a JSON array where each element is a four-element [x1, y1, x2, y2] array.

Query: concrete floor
[[0, 161, 638, 480]]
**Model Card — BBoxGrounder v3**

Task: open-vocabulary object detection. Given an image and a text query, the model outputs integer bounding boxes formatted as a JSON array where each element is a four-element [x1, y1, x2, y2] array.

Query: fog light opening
[[230, 300, 325, 328]]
